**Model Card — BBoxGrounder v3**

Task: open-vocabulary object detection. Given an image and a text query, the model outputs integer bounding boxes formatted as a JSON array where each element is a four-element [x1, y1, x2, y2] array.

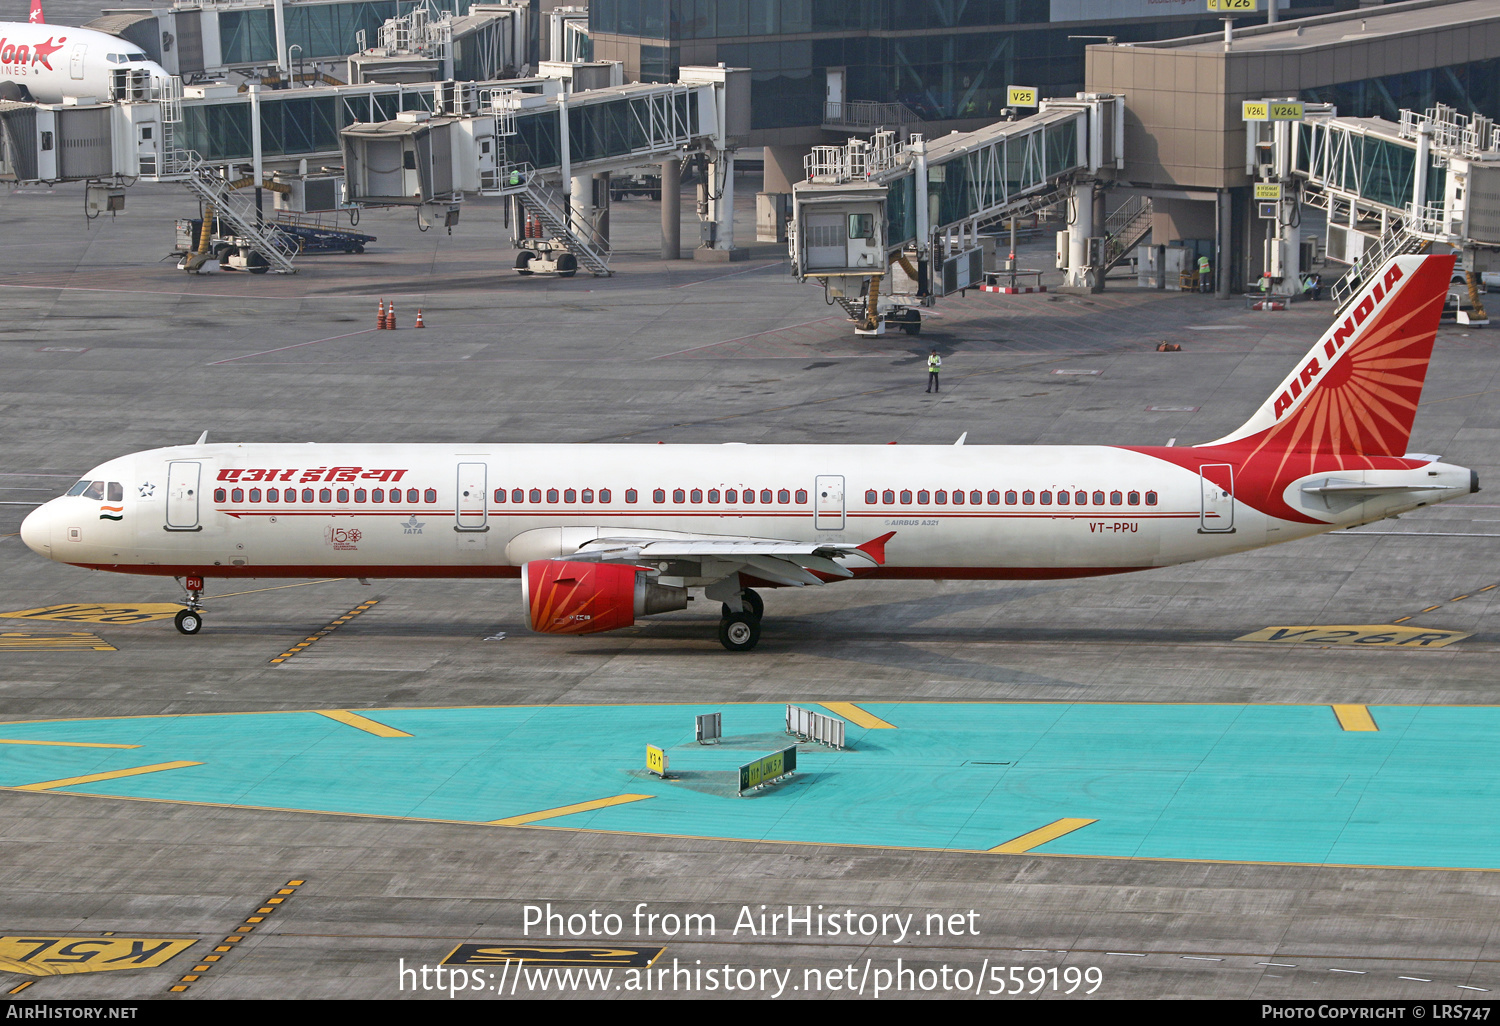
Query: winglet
[[194, 431, 209, 445], [856, 531, 896, 565], [954, 432, 967, 446]]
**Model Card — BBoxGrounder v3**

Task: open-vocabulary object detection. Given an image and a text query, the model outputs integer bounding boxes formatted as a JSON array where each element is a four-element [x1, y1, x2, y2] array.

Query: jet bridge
[[788, 93, 1123, 334], [339, 64, 750, 276], [1253, 101, 1500, 312]]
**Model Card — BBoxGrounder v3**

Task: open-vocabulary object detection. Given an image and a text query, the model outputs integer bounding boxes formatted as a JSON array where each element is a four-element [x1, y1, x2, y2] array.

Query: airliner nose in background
[[0, 3, 169, 103], [19, 254, 1479, 650]]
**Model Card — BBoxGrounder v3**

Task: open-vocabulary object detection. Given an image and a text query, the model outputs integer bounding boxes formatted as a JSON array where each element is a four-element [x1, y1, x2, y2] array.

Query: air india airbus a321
[[20, 253, 1477, 650]]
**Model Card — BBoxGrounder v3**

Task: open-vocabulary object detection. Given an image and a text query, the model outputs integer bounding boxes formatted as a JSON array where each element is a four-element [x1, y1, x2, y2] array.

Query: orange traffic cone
[[377, 298, 385, 328], [386, 302, 397, 330], [414, 308, 425, 328]]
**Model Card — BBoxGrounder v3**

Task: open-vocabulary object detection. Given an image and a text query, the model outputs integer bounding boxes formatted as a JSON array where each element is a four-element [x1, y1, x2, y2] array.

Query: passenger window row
[[215, 486, 438, 504], [490, 487, 810, 506], [864, 488, 1159, 507]]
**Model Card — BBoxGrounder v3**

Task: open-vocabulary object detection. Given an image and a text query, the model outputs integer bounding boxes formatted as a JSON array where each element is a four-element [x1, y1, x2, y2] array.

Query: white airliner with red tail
[[21, 254, 1477, 650], [0, 6, 168, 104]]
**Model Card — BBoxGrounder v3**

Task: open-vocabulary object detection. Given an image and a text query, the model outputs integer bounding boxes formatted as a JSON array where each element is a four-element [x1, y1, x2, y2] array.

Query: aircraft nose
[[20, 501, 52, 557]]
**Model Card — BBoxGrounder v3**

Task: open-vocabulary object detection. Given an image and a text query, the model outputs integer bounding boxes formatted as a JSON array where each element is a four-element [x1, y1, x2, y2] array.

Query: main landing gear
[[717, 588, 763, 652], [175, 574, 205, 635]]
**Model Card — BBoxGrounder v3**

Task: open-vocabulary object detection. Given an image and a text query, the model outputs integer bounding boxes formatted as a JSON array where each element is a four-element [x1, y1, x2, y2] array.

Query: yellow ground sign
[[1007, 86, 1038, 108], [1, 603, 183, 625], [1236, 625, 1470, 648], [0, 632, 116, 652], [646, 744, 667, 777], [0, 936, 196, 976], [1209, 0, 1257, 11]]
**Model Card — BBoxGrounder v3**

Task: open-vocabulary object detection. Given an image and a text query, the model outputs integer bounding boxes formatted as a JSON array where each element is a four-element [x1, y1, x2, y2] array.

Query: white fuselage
[[0, 22, 168, 102], [20, 442, 1474, 583]]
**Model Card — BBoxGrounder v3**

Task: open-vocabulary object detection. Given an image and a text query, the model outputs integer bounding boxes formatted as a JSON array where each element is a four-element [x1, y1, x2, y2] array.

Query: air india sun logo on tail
[[1249, 255, 1449, 468]]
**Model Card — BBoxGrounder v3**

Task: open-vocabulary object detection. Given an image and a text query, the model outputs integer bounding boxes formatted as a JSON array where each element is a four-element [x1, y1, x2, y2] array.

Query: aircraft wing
[[561, 531, 895, 586]]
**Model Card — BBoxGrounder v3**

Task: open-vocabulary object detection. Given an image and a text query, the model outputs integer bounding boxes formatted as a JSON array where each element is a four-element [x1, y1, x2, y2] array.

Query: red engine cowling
[[521, 560, 688, 635]]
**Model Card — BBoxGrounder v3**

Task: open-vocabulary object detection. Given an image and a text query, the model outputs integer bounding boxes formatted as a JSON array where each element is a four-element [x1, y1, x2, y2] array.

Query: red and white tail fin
[[1206, 252, 1454, 460], [28, 0, 43, 23]]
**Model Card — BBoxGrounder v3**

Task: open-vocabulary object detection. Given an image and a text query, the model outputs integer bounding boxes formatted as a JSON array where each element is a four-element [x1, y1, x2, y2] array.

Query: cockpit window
[[107, 482, 123, 502], [66, 480, 92, 496], [82, 481, 106, 500], [128, 52, 148, 62]]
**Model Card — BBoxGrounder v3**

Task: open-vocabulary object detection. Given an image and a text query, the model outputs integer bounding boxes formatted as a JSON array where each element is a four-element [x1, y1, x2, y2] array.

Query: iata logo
[[325, 526, 361, 551], [1272, 262, 1404, 420], [0, 35, 66, 70], [400, 515, 424, 535]]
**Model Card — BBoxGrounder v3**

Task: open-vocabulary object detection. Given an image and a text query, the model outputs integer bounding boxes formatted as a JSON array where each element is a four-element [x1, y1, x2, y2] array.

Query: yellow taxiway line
[[315, 709, 412, 738], [1332, 704, 1379, 731], [12, 760, 202, 792], [489, 794, 654, 827], [821, 702, 896, 729], [990, 818, 1098, 854]]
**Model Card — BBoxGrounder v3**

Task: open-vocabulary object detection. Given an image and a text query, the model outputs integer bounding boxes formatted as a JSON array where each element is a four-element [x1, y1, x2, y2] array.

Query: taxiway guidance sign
[[0, 936, 196, 975], [1235, 625, 1471, 647], [1007, 86, 1038, 108]]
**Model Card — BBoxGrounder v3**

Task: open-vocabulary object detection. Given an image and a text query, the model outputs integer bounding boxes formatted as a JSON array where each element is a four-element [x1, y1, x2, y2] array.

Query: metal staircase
[[1101, 195, 1153, 274], [175, 151, 300, 273], [1328, 222, 1425, 310], [509, 165, 612, 277]]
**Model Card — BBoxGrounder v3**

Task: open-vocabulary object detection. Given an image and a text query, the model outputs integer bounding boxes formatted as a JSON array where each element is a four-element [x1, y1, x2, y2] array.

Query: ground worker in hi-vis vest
[[1198, 254, 1212, 293], [926, 349, 941, 393]]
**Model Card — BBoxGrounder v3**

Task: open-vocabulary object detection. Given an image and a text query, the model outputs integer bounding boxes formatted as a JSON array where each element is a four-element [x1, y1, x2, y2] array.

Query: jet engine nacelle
[[521, 560, 688, 635]]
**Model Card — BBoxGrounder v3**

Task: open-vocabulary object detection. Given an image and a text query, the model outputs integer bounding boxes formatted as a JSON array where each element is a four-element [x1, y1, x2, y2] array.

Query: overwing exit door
[[1199, 464, 1235, 533], [814, 475, 844, 531], [456, 462, 488, 530]]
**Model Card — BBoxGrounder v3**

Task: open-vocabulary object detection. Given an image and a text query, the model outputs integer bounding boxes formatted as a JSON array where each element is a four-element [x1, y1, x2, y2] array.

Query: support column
[[1216, 189, 1232, 299], [594, 172, 610, 245], [714, 150, 736, 250], [660, 158, 680, 259], [696, 149, 743, 261], [248, 84, 263, 221], [1066, 182, 1094, 288], [570, 174, 591, 233]]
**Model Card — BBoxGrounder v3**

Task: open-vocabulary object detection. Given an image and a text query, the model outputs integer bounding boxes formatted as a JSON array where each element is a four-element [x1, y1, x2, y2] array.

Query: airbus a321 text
[[21, 254, 1476, 650]]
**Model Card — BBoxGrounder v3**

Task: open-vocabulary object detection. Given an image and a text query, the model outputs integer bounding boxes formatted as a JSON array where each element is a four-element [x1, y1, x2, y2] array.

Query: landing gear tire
[[174, 609, 203, 635], [718, 612, 760, 652], [515, 251, 536, 276], [720, 588, 764, 622]]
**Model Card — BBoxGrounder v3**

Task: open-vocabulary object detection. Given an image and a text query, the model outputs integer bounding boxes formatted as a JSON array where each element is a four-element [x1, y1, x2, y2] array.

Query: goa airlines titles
[[22, 254, 1475, 650]]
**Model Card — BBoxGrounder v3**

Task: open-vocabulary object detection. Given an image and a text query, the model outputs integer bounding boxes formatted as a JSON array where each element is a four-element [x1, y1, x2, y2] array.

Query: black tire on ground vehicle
[[354, 244, 365, 254], [246, 251, 269, 274], [556, 253, 578, 278], [515, 251, 536, 276], [213, 243, 232, 267]]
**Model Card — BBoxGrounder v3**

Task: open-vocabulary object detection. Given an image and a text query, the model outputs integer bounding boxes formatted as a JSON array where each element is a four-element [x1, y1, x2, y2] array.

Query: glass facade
[[1300, 57, 1500, 127], [177, 87, 436, 161], [591, 0, 1343, 130], [1296, 122, 1446, 212], [218, 1, 407, 65]]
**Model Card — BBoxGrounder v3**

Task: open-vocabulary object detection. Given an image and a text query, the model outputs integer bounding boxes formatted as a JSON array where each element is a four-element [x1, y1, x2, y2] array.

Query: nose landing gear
[[175, 574, 206, 635], [717, 588, 763, 651]]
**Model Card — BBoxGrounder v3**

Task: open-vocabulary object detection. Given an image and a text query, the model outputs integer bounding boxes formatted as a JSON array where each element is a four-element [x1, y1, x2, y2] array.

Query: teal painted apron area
[[1, 703, 1495, 870]]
